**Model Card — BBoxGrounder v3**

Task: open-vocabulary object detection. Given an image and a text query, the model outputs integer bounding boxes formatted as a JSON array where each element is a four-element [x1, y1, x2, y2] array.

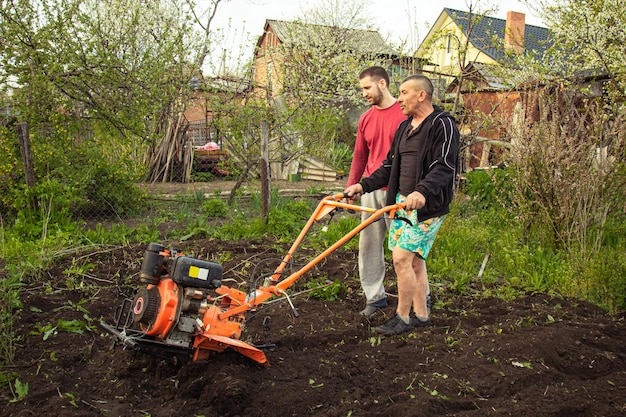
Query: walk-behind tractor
[[101, 194, 406, 366]]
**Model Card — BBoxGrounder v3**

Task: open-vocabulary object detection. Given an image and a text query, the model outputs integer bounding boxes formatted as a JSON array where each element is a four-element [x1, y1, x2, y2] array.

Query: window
[[188, 120, 210, 147]]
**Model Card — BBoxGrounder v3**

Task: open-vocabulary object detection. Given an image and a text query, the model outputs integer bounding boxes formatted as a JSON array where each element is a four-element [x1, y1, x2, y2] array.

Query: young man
[[346, 66, 406, 319], [345, 75, 460, 335]]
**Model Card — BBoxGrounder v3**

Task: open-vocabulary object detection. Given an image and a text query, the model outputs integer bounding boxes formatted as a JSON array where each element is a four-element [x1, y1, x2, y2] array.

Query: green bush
[[0, 126, 22, 221], [266, 199, 315, 237], [72, 161, 146, 218], [0, 269, 23, 366], [574, 216, 626, 313], [81, 222, 160, 246], [10, 179, 81, 240], [210, 196, 315, 242], [430, 201, 574, 299], [307, 214, 361, 251], [429, 205, 503, 296], [583, 249, 626, 313], [316, 141, 354, 175], [203, 199, 228, 218], [305, 278, 346, 301], [25, 123, 147, 220], [462, 168, 513, 210], [192, 171, 216, 182]]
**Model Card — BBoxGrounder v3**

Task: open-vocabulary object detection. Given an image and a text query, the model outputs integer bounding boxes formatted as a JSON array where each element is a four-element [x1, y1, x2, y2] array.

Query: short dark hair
[[359, 66, 390, 87], [402, 74, 434, 99]]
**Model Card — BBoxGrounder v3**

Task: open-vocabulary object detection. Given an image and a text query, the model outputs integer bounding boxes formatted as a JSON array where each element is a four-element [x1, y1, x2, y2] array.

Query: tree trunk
[[260, 121, 270, 221], [17, 122, 36, 187]]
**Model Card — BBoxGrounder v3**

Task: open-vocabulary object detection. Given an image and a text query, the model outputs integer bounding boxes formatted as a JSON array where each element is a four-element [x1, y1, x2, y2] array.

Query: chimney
[[504, 11, 525, 53]]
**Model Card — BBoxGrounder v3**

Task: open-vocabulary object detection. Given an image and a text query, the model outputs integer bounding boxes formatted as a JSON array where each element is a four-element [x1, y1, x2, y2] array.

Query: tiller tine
[[193, 334, 269, 366]]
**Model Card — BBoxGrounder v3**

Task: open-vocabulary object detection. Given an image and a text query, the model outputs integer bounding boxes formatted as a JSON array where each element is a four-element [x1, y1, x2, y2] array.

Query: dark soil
[[2, 181, 625, 416]]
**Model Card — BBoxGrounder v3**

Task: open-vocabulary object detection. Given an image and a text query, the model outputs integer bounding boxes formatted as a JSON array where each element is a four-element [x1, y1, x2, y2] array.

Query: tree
[[278, 0, 394, 111], [501, 0, 626, 254], [0, 0, 206, 216], [146, 0, 227, 183], [538, 0, 626, 102], [1, 0, 198, 142], [207, 87, 276, 204], [247, 0, 396, 184]]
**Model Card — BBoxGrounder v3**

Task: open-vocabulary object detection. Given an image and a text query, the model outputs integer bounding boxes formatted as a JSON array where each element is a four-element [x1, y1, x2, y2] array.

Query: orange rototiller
[[100, 193, 405, 366]]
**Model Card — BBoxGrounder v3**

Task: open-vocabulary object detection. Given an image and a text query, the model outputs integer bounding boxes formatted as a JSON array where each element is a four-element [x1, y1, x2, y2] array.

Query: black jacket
[[360, 106, 459, 222]]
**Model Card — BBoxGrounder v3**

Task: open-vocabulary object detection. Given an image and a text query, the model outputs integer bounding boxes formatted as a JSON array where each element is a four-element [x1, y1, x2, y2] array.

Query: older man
[[345, 75, 459, 335]]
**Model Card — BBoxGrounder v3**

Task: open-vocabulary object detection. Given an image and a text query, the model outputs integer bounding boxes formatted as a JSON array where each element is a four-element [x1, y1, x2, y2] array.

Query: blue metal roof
[[444, 8, 551, 62]]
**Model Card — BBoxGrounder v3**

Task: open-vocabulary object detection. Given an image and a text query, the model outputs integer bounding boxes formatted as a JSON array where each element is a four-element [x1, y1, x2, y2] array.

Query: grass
[[429, 197, 625, 313], [1, 184, 625, 369]]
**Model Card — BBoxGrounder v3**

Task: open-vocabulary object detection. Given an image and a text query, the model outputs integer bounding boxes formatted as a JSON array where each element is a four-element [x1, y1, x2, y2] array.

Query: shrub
[[0, 125, 21, 221], [72, 161, 146, 218], [0, 268, 22, 366], [462, 168, 513, 210], [203, 199, 228, 218], [505, 86, 625, 253], [10, 179, 81, 240], [24, 122, 147, 220], [307, 214, 360, 251], [263, 199, 316, 241], [305, 278, 346, 301]]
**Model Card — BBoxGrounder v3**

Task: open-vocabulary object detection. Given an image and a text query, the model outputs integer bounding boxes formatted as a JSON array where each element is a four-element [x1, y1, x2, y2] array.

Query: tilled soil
[[1, 234, 625, 417]]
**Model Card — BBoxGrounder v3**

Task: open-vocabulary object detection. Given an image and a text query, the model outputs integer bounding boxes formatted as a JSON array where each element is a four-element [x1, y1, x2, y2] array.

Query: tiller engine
[[101, 194, 405, 366]]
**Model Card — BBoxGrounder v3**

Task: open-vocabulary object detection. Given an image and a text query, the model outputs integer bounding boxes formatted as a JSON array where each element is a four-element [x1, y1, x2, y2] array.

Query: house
[[416, 9, 551, 169], [250, 19, 413, 181], [253, 19, 405, 101], [183, 75, 251, 176], [417, 8, 550, 100]]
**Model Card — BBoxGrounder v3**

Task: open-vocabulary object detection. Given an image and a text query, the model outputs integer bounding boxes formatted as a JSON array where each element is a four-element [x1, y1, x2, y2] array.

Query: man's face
[[359, 76, 384, 106], [398, 80, 424, 116]]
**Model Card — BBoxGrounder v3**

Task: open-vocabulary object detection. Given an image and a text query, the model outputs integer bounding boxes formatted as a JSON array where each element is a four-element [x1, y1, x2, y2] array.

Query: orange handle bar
[[219, 194, 405, 319]]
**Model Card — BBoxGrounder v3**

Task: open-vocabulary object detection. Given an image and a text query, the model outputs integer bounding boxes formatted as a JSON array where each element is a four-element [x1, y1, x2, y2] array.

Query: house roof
[[449, 61, 610, 93], [441, 8, 551, 62], [446, 62, 528, 92], [257, 19, 398, 56], [190, 75, 251, 95]]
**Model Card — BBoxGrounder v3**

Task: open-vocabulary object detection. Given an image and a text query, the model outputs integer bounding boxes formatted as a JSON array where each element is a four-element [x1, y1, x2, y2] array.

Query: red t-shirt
[[347, 101, 406, 186]]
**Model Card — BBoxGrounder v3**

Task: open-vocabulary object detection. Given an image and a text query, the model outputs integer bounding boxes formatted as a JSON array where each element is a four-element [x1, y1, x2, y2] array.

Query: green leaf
[[43, 327, 58, 341], [9, 378, 28, 402]]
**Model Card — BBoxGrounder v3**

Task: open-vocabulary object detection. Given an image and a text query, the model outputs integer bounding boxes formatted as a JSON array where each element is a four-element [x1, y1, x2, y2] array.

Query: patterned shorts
[[388, 193, 445, 260]]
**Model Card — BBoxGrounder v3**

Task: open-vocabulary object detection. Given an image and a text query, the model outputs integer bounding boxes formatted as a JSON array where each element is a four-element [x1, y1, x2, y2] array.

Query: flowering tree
[[0, 0, 211, 215]]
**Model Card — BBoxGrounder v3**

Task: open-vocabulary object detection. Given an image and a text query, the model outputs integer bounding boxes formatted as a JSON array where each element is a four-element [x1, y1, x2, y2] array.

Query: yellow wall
[[252, 26, 286, 101], [417, 13, 497, 81]]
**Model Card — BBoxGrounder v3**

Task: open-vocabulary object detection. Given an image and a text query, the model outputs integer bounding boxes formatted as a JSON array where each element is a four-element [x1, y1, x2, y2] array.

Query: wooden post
[[17, 122, 36, 187], [260, 121, 270, 220]]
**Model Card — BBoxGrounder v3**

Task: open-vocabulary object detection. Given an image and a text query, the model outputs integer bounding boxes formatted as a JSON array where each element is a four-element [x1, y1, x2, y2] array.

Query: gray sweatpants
[[358, 190, 390, 305]]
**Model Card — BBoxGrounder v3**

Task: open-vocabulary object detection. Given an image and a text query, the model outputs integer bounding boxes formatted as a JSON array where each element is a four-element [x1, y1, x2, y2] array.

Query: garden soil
[[2, 180, 625, 417]]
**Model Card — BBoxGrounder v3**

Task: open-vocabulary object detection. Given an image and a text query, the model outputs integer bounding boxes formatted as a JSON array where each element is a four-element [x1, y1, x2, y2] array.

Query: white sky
[[201, 0, 545, 75]]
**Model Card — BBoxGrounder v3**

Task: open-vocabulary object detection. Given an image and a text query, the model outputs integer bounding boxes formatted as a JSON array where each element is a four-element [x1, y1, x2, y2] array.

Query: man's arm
[[414, 115, 460, 200], [359, 132, 397, 193], [346, 121, 369, 186]]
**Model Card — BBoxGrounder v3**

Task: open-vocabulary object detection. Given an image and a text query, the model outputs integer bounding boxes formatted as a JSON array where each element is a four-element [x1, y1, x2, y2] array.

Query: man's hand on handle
[[343, 183, 364, 202], [404, 191, 426, 211]]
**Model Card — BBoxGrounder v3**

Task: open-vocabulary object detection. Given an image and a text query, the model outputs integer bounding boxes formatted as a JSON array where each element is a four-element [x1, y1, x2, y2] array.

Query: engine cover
[[170, 256, 222, 289], [136, 278, 181, 338]]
